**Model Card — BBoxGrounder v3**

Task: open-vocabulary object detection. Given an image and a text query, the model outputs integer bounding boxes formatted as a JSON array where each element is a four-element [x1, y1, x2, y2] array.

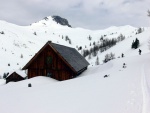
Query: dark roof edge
[[6, 72, 25, 79], [22, 41, 49, 70]]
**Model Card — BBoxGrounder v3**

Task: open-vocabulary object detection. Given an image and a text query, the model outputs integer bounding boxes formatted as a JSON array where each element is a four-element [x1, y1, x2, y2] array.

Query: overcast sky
[[0, 0, 149, 29]]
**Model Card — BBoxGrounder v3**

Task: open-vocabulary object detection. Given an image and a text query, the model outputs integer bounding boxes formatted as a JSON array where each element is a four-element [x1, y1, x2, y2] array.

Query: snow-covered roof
[[50, 42, 90, 72], [7, 70, 27, 78]]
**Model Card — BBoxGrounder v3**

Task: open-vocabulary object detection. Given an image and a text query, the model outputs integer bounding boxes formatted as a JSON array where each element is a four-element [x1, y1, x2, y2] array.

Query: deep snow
[[0, 16, 150, 113], [0, 53, 150, 113]]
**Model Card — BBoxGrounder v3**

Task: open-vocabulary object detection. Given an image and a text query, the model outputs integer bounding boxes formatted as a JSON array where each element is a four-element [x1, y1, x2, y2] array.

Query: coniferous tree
[[83, 49, 90, 57], [65, 35, 69, 41], [88, 35, 92, 40], [92, 45, 99, 57], [93, 41, 96, 46], [131, 40, 135, 49], [137, 28, 143, 34], [90, 48, 93, 54], [148, 10, 150, 17], [90, 43, 91, 46], [78, 46, 82, 50], [33, 32, 37, 35], [100, 36, 103, 41], [95, 56, 100, 65], [134, 38, 140, 49], [131, 38, 140, 49], [117, 34, 125, 42], [3, 73, 8, 79], [121, 53, 124, 58], [20, 54, 23, 58], [68, 39, 71, 44]]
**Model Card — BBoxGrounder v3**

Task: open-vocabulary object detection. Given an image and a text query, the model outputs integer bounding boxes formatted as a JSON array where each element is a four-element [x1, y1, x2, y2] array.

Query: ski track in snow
[[141, 63, 150, 113]]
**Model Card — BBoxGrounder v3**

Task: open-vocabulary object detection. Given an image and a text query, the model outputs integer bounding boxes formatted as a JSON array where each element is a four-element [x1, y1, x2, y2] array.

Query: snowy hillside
[[0, 52, 150, 113], [0, 16, 150, 113], [0, 16, 149, 76]]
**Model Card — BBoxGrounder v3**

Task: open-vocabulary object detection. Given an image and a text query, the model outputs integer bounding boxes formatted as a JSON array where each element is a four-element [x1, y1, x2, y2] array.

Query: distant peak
[[52, 16, 72, 28], [43, 17, 49, 21]]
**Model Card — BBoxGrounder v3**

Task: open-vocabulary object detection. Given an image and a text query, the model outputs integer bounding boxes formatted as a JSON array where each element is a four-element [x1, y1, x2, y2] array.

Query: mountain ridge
[[0, 16, 149, 76]]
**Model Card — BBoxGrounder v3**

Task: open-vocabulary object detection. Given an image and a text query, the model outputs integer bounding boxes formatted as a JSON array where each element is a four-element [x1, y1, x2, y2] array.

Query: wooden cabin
[[22, 41, 89, 81], [6, 70, 27, 83]]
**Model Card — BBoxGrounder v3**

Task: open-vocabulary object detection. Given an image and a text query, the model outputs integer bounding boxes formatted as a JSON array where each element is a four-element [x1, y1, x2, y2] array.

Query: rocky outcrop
[[52, 16, 72, 27]]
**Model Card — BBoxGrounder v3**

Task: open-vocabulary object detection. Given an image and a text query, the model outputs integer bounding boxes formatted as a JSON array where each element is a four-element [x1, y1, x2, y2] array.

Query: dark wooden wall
[[28, 46, 76, 81]]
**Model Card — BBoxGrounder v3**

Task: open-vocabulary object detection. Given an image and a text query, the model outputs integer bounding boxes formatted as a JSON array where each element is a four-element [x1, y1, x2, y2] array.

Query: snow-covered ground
[[0, 53, 150, 113], [0, 16, 150, 113]]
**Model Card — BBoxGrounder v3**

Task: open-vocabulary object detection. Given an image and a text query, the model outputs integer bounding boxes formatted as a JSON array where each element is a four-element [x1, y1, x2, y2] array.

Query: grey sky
[[0, 0, 149, 29]]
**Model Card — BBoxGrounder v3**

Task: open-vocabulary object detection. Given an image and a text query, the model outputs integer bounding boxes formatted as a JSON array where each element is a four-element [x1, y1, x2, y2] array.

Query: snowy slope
[[88, 27, 150, 66], [0, 16, 149, 76], [0, 16, 150, 113], [0, 53, 150, 113]]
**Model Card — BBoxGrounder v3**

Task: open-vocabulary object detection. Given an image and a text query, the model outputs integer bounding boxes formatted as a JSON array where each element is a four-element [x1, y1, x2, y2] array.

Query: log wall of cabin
[[28, 46, 75, 81]]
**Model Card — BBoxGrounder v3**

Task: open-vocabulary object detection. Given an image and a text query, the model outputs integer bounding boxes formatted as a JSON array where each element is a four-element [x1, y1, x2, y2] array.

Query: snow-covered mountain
[[0, 16, 150, 113], [0, 16, 149, 76]]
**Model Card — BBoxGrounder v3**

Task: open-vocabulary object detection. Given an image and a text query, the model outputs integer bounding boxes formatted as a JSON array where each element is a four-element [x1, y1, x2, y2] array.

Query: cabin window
[[47, 56, 52, 64], [47, 72, 52, 77]]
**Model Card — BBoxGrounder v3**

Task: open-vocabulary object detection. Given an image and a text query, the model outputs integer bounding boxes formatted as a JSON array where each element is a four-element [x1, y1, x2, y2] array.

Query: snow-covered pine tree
[[95, 56, 100, 65], [137, 28, 143, 34], [103, 53, 115, 63], [20, 54, 23, 58]]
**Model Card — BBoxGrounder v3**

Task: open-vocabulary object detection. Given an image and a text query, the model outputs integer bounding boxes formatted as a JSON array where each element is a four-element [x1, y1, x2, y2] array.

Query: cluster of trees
[[136, 27, 144, 34], [3, 72, 9, 79], [82, 34, 126, 65], [62, 35, 72, 44], [131, 38, 140, 49], [117, 34, 125, 42], [103, 53, 115, 63], [99, 38, 117, 50], [65, 36, 72, 44], [94, 52, 116, 65], [83, 34, 125, 58]]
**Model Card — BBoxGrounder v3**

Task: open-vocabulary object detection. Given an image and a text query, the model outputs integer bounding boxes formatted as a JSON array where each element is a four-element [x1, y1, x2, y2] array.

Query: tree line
[[82, 34, 125, 58]]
